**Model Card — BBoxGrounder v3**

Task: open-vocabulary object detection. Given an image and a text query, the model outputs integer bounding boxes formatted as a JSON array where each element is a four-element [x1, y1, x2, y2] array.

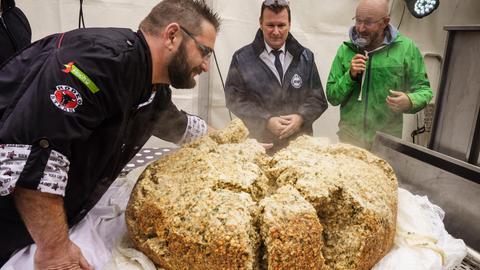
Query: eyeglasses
[[263, 0, 289, 6], [352, 17, 385, 27], [179, 25, 214, 60]]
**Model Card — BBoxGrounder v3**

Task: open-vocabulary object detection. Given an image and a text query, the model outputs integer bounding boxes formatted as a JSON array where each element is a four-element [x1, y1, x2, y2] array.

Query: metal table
[[372, 133, 480, 269], [119, 147, 174, 176]]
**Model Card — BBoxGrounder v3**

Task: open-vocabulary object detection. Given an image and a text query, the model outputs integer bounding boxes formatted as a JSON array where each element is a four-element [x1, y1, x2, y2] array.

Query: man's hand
[[386, 90, 412, 113], [350, 54, 368, 79], [278, 114, 304, 140], [266, 116, 289, 137], [35, 240, 93, 270], [13, 188, 93, 270]]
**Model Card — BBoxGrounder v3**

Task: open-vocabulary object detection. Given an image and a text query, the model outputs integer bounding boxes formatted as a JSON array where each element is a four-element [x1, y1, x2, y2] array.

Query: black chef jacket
[[0, 27, 188, 262]]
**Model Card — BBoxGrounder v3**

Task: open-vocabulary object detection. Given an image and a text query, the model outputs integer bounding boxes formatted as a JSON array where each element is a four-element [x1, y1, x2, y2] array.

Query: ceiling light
[[404, 0, 440, 19]]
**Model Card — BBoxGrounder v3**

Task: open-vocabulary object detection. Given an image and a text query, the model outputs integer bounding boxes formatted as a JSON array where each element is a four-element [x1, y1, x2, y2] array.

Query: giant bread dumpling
[[126, 119, 398, 269]]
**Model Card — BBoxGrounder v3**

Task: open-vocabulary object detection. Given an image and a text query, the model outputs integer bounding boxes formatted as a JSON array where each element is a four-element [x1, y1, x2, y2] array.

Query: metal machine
[[372, 133, 480, 269], [372, 25, 480, 270]]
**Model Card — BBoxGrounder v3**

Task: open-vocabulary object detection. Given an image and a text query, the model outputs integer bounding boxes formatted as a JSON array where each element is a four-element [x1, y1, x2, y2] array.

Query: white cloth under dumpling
[[372, 188, 467, 270]]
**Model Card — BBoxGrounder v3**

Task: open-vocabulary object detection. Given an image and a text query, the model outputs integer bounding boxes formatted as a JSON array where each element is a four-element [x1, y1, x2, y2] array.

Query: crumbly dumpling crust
[[126, 120, 397, 270]]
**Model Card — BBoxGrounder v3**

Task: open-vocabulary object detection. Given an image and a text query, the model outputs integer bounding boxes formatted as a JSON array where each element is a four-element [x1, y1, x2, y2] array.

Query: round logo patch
[[50, 85, 83, 113], [291, 74, 303, 89]]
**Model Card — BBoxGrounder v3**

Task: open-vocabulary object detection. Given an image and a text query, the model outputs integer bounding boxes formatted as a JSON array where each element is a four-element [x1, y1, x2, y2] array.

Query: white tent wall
[[16, 0, 480, 146]]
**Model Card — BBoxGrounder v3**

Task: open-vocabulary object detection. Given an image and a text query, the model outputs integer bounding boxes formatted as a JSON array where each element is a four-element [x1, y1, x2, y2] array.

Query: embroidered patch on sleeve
[[0, 144, 32, 196], [37, 150, 70, 196], [50, 85, 83, 113], [62, 62, 100, 94]]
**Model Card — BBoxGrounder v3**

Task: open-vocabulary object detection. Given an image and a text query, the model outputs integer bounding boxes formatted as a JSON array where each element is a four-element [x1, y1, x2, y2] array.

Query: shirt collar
[[264, 42, 286, 54]]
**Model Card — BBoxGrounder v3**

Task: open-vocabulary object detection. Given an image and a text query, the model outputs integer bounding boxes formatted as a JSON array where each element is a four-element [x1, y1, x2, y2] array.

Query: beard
[[359, 30, 382, 49], [168, 41, 200, 89]]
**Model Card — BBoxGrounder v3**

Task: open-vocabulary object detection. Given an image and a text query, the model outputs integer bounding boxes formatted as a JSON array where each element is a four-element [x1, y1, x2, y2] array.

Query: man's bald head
[[354, 0, 390, 50], [356, 0, 390, 19]]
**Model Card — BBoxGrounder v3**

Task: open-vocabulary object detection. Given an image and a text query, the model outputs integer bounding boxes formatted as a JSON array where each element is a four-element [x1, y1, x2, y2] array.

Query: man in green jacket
[[326, 0, 433, 150]]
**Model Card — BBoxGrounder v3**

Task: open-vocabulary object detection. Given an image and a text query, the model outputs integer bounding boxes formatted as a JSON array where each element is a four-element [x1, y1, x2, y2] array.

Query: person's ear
[[383, 16, 391, 27], [163, 23, 181, 50]]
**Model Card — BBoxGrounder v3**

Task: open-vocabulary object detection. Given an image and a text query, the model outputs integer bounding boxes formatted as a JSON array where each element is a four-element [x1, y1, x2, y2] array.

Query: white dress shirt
[[260, 42, 293, 83]]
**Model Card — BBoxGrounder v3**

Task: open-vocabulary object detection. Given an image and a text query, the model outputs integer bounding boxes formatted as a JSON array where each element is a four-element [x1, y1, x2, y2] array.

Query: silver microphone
[[355, 37, 369, 101]]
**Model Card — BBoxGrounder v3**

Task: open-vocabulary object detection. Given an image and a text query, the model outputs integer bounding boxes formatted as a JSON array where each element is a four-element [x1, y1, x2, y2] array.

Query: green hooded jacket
[[326, 26, 433, 149]]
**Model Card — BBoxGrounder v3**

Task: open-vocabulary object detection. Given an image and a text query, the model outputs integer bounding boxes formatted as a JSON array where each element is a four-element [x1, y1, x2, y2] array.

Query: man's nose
[[273, 26, 280, 35], [356, 24, 366, 33]]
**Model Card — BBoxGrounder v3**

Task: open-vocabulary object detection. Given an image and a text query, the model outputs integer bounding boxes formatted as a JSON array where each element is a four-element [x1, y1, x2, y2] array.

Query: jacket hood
[[348, 24, 399, 49], [252, 28, 304, 58]]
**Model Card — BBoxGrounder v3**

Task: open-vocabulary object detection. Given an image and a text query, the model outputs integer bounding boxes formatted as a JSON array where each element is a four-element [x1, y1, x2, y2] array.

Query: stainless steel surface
[[120, 147, 173, 176], [455, 248, 480, 270], [444, 25, 480, 31], [371, 133, 480, 251], [429, 27, 480, 163]]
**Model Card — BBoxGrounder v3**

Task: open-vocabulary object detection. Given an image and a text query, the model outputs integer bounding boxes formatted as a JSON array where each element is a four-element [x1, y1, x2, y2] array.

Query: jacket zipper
[[0, 12, 19, 51], [363, 54, 373, 147]]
